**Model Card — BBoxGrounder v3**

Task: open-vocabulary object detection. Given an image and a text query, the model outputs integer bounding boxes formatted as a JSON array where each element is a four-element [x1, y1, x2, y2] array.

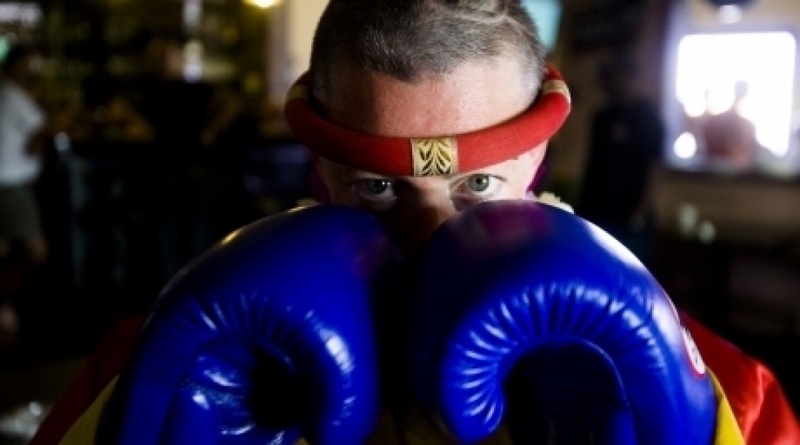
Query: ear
[[527, 141, 549, 192]]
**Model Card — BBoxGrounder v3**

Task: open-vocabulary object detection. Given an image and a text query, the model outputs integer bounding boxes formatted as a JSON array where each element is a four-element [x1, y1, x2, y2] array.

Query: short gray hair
[[309, 0, 547, 106]]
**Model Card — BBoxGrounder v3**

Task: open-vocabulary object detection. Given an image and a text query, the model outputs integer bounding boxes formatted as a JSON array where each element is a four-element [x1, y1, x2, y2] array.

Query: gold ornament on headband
[[411, 137, 459, 176]]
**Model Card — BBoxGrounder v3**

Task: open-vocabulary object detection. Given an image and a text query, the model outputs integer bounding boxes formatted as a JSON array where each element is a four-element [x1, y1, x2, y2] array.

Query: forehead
[[321, 55, 535, 139]]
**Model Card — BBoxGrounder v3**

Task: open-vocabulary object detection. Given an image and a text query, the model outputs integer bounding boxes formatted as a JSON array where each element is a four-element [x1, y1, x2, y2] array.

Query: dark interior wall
[[546, 0, 671, 202], [11, 0, 269, 111]]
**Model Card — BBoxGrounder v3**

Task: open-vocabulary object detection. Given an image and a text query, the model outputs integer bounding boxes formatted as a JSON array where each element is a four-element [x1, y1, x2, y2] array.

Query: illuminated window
[[672, 31, 797, 172]]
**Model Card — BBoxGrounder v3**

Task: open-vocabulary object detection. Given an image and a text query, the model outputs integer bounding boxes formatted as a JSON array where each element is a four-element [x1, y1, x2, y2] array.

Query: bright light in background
[[706, 85, 736, 115], [676, 32, 796, 157], [674, 132, 698, 159], [183, 0, 202, 31], [244, 0, 282, 8], [683, 95, 707, 118], [0, 3, 42, 26], [183, 39, 203, 82], [717, 5, 743, 24]]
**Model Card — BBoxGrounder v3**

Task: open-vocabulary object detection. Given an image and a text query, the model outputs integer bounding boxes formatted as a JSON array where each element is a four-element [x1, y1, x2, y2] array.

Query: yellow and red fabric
[[684, 314, 800, 445]]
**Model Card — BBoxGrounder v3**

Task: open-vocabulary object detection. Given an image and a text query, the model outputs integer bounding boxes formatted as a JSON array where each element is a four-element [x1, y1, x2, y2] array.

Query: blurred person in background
[[0, 44, 49, 347], [701, 80, 759, 173], [576, 51, 664, 265]]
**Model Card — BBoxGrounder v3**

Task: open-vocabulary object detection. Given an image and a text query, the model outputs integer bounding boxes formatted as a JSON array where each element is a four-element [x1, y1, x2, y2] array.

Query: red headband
[[284, 65, 571, 176]]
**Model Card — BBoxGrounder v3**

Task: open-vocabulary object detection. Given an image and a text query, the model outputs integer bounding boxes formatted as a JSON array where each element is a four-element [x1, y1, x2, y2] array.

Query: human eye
[[357, 178, 394, 196], [348, 178, 399, 210], [457, 174, 502, 196], [467, 174, 496, 193], [452, 174, 504, 209]]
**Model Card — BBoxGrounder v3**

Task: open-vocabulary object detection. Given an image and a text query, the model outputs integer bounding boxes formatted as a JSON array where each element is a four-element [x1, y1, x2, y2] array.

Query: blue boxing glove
[[409, 200, 716, 445], [96, 205, 399, 445]]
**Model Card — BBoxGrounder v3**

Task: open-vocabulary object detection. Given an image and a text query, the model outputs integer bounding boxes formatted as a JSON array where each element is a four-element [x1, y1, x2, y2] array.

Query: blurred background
[[0, 0, 798, 442]]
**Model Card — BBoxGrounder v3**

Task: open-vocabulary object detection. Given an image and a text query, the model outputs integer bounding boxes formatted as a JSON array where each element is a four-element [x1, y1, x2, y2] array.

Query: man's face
[[316, 56, 546, 253]]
